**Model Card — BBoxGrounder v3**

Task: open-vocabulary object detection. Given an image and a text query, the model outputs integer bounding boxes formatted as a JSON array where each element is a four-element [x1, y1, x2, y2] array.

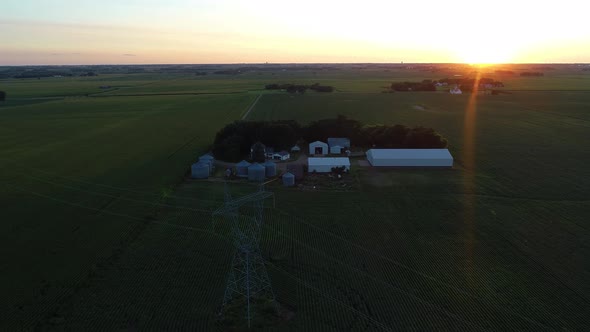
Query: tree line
[[520, 72, 544, 77], [212, 116, 448, 162], [265, 83, 334, 93]]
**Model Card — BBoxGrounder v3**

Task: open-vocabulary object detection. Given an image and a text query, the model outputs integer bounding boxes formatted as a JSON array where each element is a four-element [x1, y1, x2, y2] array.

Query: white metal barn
[[309, 141, 329, 155], [366, 149, 453, 167], [308, 157, 351, 173]]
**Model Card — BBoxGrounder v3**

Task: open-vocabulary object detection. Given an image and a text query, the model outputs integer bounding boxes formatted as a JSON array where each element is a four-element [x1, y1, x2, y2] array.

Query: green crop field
[[1, 65, 589, 331]]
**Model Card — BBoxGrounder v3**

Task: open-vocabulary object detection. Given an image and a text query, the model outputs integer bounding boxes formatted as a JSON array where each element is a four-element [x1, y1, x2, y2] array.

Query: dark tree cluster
[[495, 70, 515, 75], [264, 83, 334, 93], [305, 115, 362, 142], [390, 81, 436, 92], [212, 120, 301, 162], [520, 72, 544, 77], [0, 91, 6, 101], [79, 71, 98, 77], [212, 116, 448, 161], [358, 125, 448, 148]]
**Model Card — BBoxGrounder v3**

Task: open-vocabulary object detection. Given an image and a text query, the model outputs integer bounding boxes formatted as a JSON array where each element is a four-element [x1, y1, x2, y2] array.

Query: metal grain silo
[[248, 163, 266, 182], [263, 160, 277, 177], [236, 160, 251, 178], [191, 162, 210, 179], [282, 172, 295, 187]]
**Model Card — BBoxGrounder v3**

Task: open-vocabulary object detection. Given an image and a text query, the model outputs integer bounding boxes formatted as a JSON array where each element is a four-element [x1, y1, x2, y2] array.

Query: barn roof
[[367, 149, 452, 159], [308, 157, 351, 166]]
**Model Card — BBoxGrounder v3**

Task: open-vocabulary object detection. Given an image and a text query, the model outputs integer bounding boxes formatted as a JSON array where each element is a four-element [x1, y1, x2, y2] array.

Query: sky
[[1, 0, 589, 65]]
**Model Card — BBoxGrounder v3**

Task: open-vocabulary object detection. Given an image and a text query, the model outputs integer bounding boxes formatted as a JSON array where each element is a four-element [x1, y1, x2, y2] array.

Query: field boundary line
[[241, 94, 263, 120]]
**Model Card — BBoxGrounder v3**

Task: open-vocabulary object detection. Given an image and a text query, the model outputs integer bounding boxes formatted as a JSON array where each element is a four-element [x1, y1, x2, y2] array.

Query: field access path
[[241, 93, 263, 120]]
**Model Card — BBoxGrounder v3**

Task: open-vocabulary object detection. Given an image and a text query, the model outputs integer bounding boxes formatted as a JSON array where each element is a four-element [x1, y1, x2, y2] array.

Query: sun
[[451, 34, 518, 64]]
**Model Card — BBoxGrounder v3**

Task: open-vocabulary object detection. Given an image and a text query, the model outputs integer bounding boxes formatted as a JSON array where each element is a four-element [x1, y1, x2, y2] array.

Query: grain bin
[[248, 163, 266, 182], [282, 172, 295, 187], [236, 160, 251, 178], [199, 154, 215, 171], [191, 162, 209, 179], [263, 160, 277, 177]]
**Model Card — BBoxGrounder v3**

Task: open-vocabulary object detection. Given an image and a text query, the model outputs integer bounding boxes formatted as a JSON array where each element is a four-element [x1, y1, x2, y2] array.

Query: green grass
[[1, 67, 589, 331]]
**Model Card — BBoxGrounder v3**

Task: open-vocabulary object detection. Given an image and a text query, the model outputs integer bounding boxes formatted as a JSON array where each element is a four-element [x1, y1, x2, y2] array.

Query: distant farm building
[[191, 162, 210, 179], [264, 160, 277, 177], [269, 150, 290, 161], [236, 160, 251, 177], [286, 164, 304, 180], [450, 85, 462, 94], [366, 149, 453, 167], [309, 141, 328, 155], [282, 172, 295, 187], [308, 157, 351, 173], [248, 163, 266, 182], [291, 145, 301, 152], [327, 138, 350, 154]]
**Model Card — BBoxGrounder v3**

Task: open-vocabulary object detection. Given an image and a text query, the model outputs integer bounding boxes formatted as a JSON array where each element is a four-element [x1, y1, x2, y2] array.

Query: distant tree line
[[495, 70, 515, 75], [265, 83, 334, 93], [390, 81, 436, 91], [520, 72, 544, 77], [0, 91, 5, 101], [212, 115, 448, 161]]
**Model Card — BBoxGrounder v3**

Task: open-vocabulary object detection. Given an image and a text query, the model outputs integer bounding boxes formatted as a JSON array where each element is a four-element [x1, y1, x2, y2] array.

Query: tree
[[251, 142, 266, 163], [0, 91, 5, 101]]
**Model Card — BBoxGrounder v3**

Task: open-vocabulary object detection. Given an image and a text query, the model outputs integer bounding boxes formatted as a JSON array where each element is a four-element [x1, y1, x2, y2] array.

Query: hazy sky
[[1, 0, 589, 65]]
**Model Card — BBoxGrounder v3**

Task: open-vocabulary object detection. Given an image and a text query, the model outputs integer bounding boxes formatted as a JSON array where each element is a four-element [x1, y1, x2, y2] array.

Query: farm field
[[1, 65, 589, 330], [0, 93, 255, 330]]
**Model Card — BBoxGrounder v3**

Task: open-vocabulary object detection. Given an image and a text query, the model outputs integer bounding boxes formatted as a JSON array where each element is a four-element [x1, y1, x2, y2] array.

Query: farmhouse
[[366, 149, 453, 167], [268, 150, 290, 161], [327, 137, 351, 154], [308, 157, 351, 173], [309, 141, 328, 155], [450, 85, 462, 94]]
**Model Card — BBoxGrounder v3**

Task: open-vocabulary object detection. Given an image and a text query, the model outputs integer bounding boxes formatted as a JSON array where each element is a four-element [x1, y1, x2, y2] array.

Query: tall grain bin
[[282, 172, 295, 187], [248, 163, 266, 182], [198, 159, 214, 172], [191, 162, 209, 179], [199, 154, 215, 170], [264, 160, 277, 177], [236, 160, 251, 178]]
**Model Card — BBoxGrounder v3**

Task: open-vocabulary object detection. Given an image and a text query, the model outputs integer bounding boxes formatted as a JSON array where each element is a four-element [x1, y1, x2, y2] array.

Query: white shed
[[309, 141, 328, 155], [308, 157, 351, 173], [366, 149, 453, 167]]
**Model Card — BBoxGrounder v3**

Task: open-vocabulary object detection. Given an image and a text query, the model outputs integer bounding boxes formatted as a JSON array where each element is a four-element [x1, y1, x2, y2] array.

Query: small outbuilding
[[308, 157, 351, 173], [236, 160, 251, 177], [282, 172, 295, 187], [291, 145, 301, 152], [327, 138, 351, 155], [366, 149, 453, 167], [286, 164, 304, 180], [309, 141, 329, 155], [248, 163, 266, 182], [191, 162, 210, 179], [269, 150, 290, 161], [264, 160, 277, 177]]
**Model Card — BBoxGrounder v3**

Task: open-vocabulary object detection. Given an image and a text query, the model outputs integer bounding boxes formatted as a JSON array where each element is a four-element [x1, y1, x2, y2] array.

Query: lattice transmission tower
[[212, 183, 277, 328]]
